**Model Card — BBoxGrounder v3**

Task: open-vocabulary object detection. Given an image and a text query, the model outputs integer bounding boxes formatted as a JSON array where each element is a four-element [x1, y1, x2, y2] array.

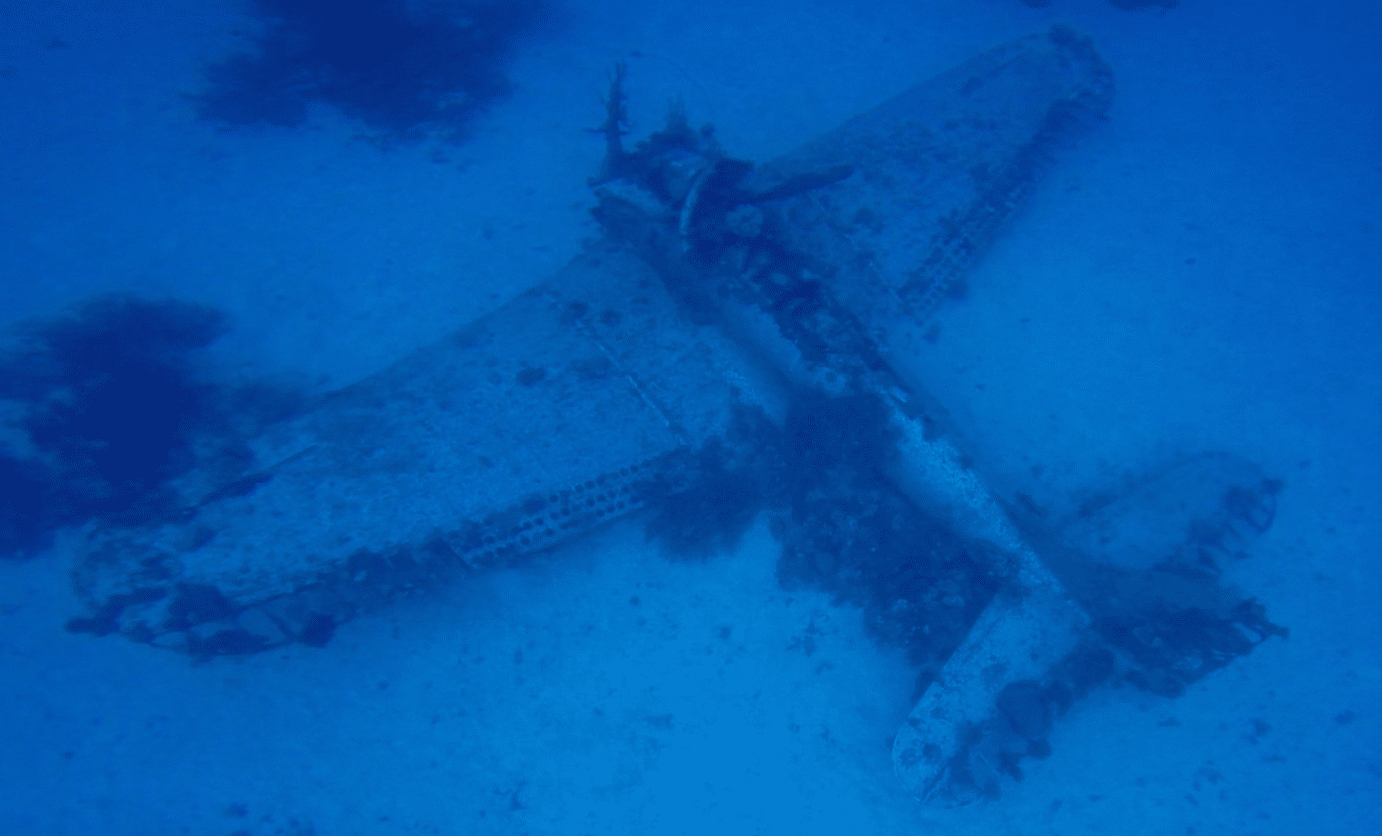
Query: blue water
[[1, 1, 1378, 833]]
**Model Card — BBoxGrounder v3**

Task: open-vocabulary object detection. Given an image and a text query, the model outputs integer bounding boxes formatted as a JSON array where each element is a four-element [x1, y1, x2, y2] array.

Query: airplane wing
[[68, 242, 786, 654]]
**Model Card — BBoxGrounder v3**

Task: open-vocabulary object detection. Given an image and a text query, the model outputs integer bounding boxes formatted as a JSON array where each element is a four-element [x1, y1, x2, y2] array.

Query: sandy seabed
[[1, 1, 1378, 834]]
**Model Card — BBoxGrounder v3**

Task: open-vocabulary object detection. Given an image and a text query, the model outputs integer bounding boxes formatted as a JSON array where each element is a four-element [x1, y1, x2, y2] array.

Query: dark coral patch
[[196, 0, 548, 142]]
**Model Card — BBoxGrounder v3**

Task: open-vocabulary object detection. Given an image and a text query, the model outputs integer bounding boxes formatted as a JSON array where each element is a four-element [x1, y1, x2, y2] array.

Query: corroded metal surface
[[69, 244, 786, 654]]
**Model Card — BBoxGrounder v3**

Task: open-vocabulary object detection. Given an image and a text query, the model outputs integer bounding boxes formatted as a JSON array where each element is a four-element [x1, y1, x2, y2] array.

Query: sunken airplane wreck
[[64, 28, 1284, 804]]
